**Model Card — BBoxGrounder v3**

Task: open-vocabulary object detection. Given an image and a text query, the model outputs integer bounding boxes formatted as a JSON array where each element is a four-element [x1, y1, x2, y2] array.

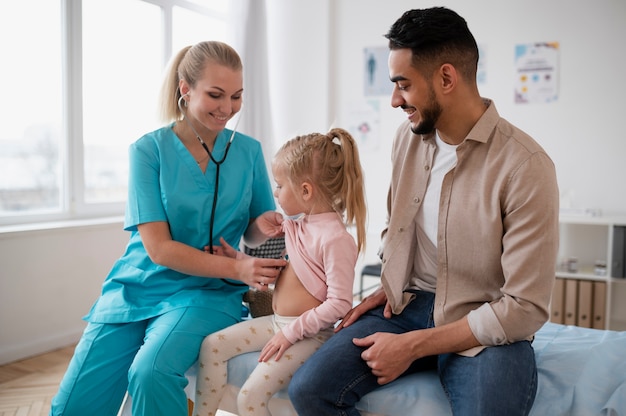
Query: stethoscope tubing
[[177, 95, 247, 287]]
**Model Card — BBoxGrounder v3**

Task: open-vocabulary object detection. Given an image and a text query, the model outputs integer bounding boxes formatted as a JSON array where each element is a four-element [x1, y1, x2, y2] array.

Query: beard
[[409, 89, 442, 135]]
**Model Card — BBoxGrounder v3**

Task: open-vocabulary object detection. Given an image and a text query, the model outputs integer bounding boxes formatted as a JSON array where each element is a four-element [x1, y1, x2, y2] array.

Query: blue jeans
[[288, 291, 537, 416]]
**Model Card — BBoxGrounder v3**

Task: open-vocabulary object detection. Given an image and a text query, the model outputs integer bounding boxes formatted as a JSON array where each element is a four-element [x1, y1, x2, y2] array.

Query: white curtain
[[228, 0, 275, 169]]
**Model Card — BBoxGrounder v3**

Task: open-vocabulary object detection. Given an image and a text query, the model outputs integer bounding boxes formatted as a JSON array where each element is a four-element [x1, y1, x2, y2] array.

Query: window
[[0, 0, 229, 226], [0, 0, 63, 217], [82, 0, 162, 204]]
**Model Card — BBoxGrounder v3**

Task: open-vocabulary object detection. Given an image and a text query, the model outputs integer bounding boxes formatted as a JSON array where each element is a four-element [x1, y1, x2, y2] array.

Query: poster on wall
[[477, 43, 487, 84], [364, 46, 393, 96], [345, 99, 381, 151], [514, 42, 559, 104]]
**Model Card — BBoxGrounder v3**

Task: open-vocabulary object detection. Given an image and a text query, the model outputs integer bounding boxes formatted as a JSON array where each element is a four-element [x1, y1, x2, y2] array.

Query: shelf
[[559, 214, 626, 226], [555, 272, 608, 282], [554, 216, 626, 330]]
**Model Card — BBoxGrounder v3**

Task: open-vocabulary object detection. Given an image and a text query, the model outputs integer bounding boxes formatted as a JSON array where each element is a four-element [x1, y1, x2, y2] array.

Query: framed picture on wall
[[364, 46, 393, 97], [514, 41, 560, 104]]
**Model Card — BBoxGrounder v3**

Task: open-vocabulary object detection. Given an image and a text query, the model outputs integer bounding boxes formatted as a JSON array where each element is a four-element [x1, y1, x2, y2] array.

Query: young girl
[[194, 128, 367, 416]]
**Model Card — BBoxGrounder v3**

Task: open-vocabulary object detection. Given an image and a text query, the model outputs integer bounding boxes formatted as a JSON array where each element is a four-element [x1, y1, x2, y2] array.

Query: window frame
[[0, 0, 228, 229]]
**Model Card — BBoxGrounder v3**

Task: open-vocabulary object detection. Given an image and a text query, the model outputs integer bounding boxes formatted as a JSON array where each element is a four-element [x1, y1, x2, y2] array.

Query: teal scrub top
[[84, 124, 276, 323]]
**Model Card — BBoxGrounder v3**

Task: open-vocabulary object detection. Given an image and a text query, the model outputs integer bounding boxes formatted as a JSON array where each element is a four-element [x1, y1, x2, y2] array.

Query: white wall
[[265, 0, 333, 152], [0, 220, 127, 364], [317, 0, 626, 267], [330, 0, 626, 235], [262, 0, 626, 273], [2, 0, 626, 363]]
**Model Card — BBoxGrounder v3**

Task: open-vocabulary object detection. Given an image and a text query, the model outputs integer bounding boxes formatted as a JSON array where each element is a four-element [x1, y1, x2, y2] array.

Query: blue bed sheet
[[223, 322, 626, 415]]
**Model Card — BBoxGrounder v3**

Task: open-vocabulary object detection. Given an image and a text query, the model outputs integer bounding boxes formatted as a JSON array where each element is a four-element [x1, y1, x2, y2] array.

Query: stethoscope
[[178, 94, 246, 286]]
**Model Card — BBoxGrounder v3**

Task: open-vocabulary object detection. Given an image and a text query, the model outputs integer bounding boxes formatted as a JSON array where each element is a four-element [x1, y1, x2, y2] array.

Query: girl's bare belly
[[272, 262, 322, 316]]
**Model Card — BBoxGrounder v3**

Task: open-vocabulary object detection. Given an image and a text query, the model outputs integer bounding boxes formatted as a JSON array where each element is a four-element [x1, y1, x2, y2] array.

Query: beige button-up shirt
[[380, 100, 559, 349]]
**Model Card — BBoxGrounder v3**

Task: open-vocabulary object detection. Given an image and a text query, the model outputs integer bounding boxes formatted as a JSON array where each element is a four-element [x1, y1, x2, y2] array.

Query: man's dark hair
[[384, 7, 479, 82]]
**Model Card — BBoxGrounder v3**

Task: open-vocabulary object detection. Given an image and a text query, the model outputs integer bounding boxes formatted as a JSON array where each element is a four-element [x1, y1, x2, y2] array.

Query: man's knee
[[288, 362, 313, 401]]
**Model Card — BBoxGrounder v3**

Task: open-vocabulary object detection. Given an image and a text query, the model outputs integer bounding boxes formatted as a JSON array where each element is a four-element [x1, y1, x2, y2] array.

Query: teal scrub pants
[[50, 306, 239, 416]]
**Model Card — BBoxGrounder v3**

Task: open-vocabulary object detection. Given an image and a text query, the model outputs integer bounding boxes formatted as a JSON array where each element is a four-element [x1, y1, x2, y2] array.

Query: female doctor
[[50, 41, 286, 416]]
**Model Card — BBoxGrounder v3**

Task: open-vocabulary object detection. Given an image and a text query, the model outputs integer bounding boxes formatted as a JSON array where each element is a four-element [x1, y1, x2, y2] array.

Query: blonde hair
[[159, 41, 243, 122], [274, 128, 367, 253]]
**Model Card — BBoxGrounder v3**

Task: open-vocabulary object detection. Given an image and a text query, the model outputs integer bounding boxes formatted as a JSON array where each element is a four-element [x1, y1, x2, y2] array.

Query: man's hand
[[355, 317, 481, 385], [353, 332, 414, 385], [336, 286, 388, 331]]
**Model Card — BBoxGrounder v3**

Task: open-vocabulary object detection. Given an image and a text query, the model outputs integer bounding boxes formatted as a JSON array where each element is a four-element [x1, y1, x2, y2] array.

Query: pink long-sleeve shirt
[[280, 212, 357, 344]]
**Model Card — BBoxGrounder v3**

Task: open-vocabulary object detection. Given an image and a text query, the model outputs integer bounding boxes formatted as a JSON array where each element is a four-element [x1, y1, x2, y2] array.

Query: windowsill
[[0, 215, 125, 236]]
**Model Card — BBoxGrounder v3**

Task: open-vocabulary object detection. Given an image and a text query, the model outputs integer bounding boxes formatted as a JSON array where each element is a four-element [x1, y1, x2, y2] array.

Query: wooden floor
[[0, 344, 75, 416], [0, 346, 236, 416]]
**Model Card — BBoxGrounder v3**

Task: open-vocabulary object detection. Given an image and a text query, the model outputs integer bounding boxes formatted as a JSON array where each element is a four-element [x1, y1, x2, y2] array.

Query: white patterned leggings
[[194, 314, 333, 416]]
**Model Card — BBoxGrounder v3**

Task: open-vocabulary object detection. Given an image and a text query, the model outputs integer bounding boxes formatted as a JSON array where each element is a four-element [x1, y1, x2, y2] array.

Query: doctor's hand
[[255, 211, 285, 238], [233, 244, 286, 291], [205, 238, 286, 290], [205, 237, 247, 259], [235, 256, 285, 290], [212, 237, 250, 259]]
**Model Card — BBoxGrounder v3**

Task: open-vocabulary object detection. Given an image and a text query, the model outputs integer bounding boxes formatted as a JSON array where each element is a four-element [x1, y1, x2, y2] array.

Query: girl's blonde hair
[[159, 41, 243, 122], [274, 128, 367, 253]]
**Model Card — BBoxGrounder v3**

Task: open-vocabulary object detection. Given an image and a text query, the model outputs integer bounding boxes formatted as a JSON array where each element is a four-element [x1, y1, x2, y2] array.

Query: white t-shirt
[[412, 131, 458, 292]]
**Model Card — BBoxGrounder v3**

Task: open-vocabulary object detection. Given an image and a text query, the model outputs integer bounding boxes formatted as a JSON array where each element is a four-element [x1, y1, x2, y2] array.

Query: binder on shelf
[[612, 226, 625, 278], [592, 281, 607, 329], [577, 280, 593, 328], [563, 279, 578, 326], [550, 277, 565, 324]]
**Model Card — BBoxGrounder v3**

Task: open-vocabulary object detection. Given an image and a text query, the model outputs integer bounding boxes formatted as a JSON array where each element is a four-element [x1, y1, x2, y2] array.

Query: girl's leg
[[237, 324, 332, 416], [194, 315, 274, 416], [50, 322, 146, 416], [129, 307, 240, 416]]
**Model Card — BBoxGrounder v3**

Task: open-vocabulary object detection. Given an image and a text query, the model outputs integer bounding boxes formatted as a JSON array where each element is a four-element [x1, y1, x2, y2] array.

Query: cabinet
[[553, 216, 626, 331]]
